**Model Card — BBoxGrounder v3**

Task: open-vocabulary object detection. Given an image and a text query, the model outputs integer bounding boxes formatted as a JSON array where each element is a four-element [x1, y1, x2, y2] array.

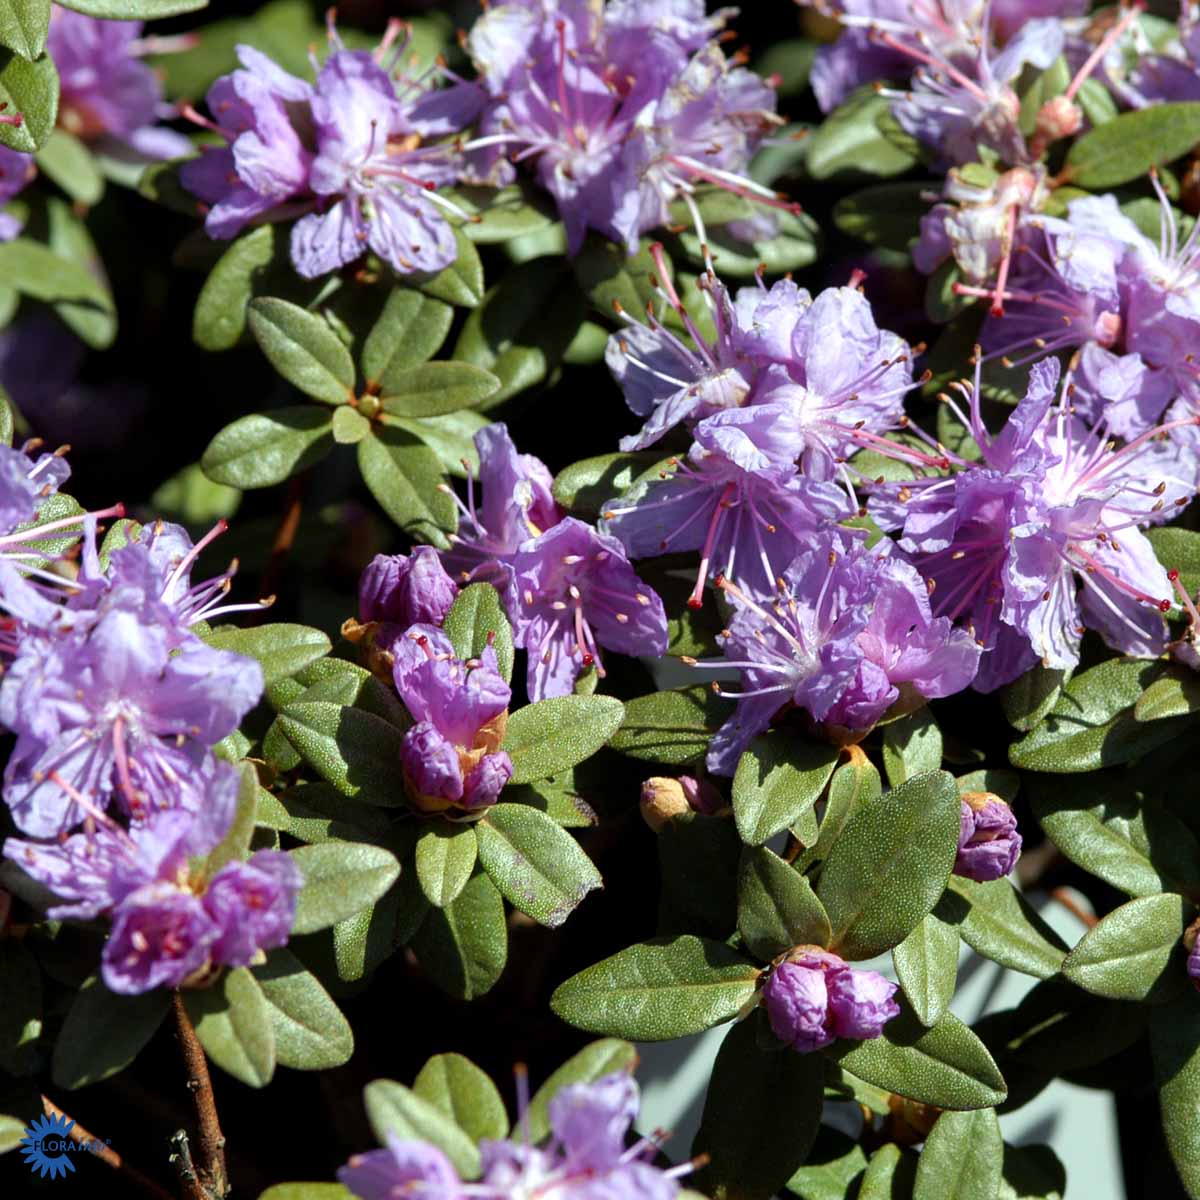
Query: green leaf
[[504, 694, 625, 784], [1061, 892, 1190, 1002], [573, 239, 668, 316], [1135, 668, 1200, 722], [552, 452, 665, 519], [859, 1144, 919, 1200], [882, 708, 942, 787], [443, 582, 514, 683], [0, 237, 110, 310], [737, 845, 832, 960], [549, 936, 759, 1041], [818, 771, 960, 961], [609, 685, 725, 766], [413, 1053, 509, 1143], [1150, 994, 1200, 1199], [805, 87, 918, 180], [944, 877, 1068, 980], [248, 298, 357, 406], [0, 0, 49, 61], [44, 195, 115, 347], [913, 1109, 1003, 1200], [363, 1080, 480, 1179], [202, 407, 333, 489], [186, 966, 276, 1088], [258, 1187, 351, 1200], [35, 128, 102, 204], [357, 427, 456, 546], [998, 1144, 1066, 1200], [290, 842, 402, 934], [417, 229, 484, 308], [454, 257, 585, 405], [1009, 658, 1187, 772], [152, 462, 241, 525], [894, 909, 960, 1027], [476, 803, 601, 927], [676, 201, 821, 277], [693, 1013, 825, 1200], [444, 183, 555, 243], [203, 762, 260, 876], [523, 1039, 638, 1141], [415, 823, 478, 909], [278, 701, 408, 807], [410, 870, 507, 1000], [797, 755, 883, 872], [833, 181, 933, 251], [786, 1127, 869, 1200], [58, 0, 210, 14], [203, 622, 331, 686], [252, 948, 354, 1070], [361, 288, 453, 381], [1148, 526, 1200, 597], [51, 975, 169, 1090], [332, 406, 370, 445], [732, 734, 841, 846], [831, 1003, 1007, 1110], [0, 48, 57, 152], [378, 361, 500, 418], [193, 225, 275, 351], [1065, 102, 1200, 189]]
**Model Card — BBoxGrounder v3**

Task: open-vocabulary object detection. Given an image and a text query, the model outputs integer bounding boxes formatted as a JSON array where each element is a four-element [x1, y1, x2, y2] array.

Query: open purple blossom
[[955, 793, 1022, 881], [509, 517, 668, 699], [466, 0, 783, 254], [762, 947, 900, 1053], [0, 145, 34, 242], [441, 422, 562, 588], [47, 9, 192, 163], [393, 624, 512, 814], [871, 356, 1197, 692], [340, 1137, 465, 1200], [693, 531, 979, 775]]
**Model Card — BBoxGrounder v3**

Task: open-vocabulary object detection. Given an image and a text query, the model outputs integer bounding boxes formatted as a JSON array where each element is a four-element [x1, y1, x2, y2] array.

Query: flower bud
[[761, 947, 899, 1053], [640, 774, 725, 831], [358, 547, 458, 627], [1034, 95, 1083, 146], [1186, 918, 1200, 991], [954, 793, 1022, 882]]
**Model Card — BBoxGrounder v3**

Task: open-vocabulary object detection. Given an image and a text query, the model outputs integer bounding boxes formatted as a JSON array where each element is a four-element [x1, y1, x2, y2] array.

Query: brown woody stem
[[170, 991, 229, 1200]]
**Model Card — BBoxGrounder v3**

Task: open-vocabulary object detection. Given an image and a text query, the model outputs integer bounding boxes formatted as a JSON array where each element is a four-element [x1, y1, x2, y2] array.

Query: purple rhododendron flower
[[47, 9, 192, 162], [0, 145, 33, 241], [104, 883, 219, 994], [509, 516, 668, 699], [762, 948, 899, 1053], [441, 422, 563, 587], [871, 357, 1197, 692], [393, 624, 512, 813], [340, 1136, 465, 1200], [955, 794, 1022, 880], [359, 546, 459, 628], [203, 851, 304, 966], [697, 532, 979, 775]]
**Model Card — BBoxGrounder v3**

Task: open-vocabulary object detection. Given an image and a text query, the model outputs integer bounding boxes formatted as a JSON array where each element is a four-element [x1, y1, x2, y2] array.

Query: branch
[[170, 991, 229, 1200]]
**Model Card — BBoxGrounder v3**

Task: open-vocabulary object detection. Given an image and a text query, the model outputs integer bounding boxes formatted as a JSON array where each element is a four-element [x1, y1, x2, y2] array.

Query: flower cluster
[[339, 1071, 691, 1200], [0, 453, 297, 994]]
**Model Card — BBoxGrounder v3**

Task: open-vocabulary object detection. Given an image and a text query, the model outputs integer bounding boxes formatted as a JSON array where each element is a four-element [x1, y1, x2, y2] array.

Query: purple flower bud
[[1185, 920, 1200, 991], [203, 850, 303, 967], [462, 752, 513, 810], [358, 548, 459, 627], [955, 794, 1022, 882], [762, 948, 900, 1053], [400, 722, 466, 809], [102, 883, 218, 995], [339, 1135, 464, 1200]]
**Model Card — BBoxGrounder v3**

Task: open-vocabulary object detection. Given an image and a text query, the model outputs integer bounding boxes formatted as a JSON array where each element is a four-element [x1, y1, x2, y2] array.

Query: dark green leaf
[[786, 1127, 869, 1200], [357, 427, 456, 547], [893, 910, 959, 1027], [410, 870, 507, 1000], [737, 844, 832, 960], [258, 1187, 351, 1200], [831, 1003, 1007, 1110], [203, 762, 260, 876], [443, 582, 514, 683], [333, 406, 371, 444], [193, 225, 275, 351], [1150, 994, 1200, 1198], [415, 823, 478, 909], [1065, 103, 1200, 189], [552, 452, 665, 519], [797, 755, 883, 872], [0, 48, 57, 152], [1135, 668, 1200, 722], [0, 0, 49, 61], [609, 685, 725, 766], [413, 1053, 508, 1143], [361, 288, 453, 381], [1147, 526, 1200, 597], [476, 803, 601, 927], [1062, 892, 1190, 1002], [186, 966, 276, 1088], [44, 195, 115, 347], [443, 183, 555, 243], [504, 694, 625, 784], [248, 297, 356, 406], [35, 128, 102, 204], [51, 976, 169, 1090], [417, 229, 484, 307], [59, 0, 210, 14], [203, 622, 331, 686], [524, 1039, 638, 1141], [693, 1013, 825, 1200], [676, 201, 821, 277], [732, 734, 841, 846], [202, 407, 333, 489], [818, 771, 961, 961], [833, 182, 928, 251], [859, 1144, 919, 1200], [572, 239, 668, 316], [363, 1080, 480, 1179], [944, 878, 1068, 980], [379, 361, 500, 418], [913, 1109, 1003, 1200], [290, 842, 402, 934], [0, 237, 110, 309], [805, 88, 918, 181], [252, 948, 354, 1070], [882, 708, 942, 787]]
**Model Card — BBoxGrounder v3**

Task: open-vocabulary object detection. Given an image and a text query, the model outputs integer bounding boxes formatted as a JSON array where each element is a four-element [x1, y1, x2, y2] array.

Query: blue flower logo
[[19, 1112, 78, 1179]]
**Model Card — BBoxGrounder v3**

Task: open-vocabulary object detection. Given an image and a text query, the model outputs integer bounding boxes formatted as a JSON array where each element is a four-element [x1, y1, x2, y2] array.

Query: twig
[[252, 474, 306, 621], [1050, 886, 1098, 928], [171, 991, 229, 1200], [40, 1096, 173, 1200]]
